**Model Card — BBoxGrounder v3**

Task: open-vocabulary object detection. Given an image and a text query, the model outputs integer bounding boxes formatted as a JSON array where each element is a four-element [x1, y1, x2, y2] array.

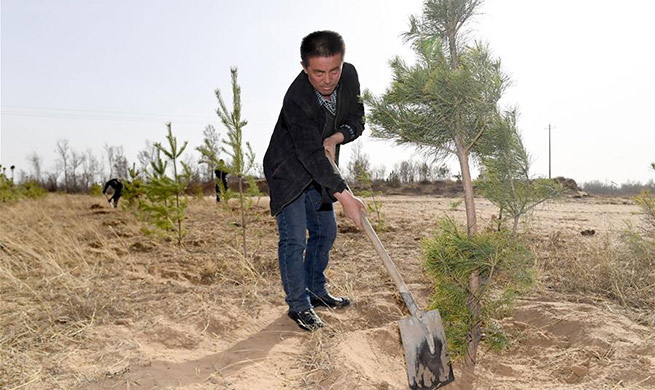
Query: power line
[[0, 105, 271, 126], [1, 105, 210, 124]]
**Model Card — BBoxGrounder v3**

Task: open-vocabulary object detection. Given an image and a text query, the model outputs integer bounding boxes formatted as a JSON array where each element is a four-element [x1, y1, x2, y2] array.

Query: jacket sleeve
[[281, 99, 348, 194], [337, 65, 365, 145]]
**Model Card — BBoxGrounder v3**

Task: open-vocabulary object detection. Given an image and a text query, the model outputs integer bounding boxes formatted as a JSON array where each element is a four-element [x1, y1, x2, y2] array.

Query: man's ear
[[301, 61, 308, 74]]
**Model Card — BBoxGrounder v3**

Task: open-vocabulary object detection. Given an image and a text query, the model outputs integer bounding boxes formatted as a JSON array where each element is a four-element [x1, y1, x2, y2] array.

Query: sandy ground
[[2, 194, 654, 390]]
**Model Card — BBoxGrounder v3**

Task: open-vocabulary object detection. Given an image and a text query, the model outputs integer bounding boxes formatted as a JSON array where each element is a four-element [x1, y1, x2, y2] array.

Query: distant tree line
[[346, 140, 451, 187], [19, 141, 131, 193], [386, 159, 451, 185], [12, 137, 239, 195], [581, 179, 655, 196], [12, 137, 455, 196], [10, 137, 655, 198]]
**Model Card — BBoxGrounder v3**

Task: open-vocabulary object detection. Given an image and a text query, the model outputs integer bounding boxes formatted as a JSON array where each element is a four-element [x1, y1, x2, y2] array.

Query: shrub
[[0, 177, 19, 202], [89, 183, 103, 197], [20, 180, 47, 199], [423, 218, 535, 357], [0, 175, 46, 202], [122, 164, 145, 209], [634, 189, 655, 234]]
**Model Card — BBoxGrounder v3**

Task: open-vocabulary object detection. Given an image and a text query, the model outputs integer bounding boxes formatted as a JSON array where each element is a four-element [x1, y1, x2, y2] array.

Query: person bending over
[[214, 159, 229, 202], [103, 178, 123, 208], [263, 30, 366, 331]]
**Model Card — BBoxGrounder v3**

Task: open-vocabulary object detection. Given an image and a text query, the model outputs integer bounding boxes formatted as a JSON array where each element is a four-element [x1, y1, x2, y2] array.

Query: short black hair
[[300, 30, 345, 66]]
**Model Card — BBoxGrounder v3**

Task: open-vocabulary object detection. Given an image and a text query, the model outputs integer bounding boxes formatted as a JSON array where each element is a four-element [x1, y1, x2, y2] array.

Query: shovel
[[326, 154, 455, 389]]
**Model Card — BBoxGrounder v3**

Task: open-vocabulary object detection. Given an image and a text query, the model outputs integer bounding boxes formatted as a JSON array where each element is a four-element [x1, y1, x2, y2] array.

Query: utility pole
[[548, 124, 551, 179]]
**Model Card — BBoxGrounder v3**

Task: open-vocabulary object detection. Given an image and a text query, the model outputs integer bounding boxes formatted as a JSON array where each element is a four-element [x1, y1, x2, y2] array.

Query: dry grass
[[0, 195, 133, 389], [533, 230, 655, 325], [0, 194, 279, 389], [2, 193, 653, 389], [297, 330, 337, 388]]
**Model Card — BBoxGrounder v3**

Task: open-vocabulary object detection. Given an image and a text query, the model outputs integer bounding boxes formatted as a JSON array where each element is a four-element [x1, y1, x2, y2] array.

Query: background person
[[102, 178, 123, 208], [214, 159, 229, 202]]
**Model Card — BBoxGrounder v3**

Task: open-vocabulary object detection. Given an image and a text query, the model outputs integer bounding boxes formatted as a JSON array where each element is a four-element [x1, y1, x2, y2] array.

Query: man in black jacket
[[103, 178, 123, 208], [214, 159, 228, 202], [263, 31, 366, 331]]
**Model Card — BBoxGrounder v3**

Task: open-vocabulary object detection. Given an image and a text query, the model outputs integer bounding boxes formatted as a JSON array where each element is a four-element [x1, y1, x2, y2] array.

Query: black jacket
[[103, 178, 123, 195], [263, 62, 364, 216]]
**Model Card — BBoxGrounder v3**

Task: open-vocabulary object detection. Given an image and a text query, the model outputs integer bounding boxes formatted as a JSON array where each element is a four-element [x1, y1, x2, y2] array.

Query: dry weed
[[296, 327, 340, 389], [0, 195, 134, 389], [184, 198, 278, 288], [533, 230, 655, 325], [0, 195, 279, 389]]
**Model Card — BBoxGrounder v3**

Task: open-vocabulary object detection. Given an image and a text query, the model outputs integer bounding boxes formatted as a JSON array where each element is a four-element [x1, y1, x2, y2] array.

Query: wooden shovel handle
[[325, 153, 421, 317], [359, 211, 421, 317]]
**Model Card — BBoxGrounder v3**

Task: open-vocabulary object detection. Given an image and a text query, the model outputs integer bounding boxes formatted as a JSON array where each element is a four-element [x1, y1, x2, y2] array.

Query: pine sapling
[[215, 67, 260, 259], [123, 163, 145, 209], [477, 110, 562, 235], [141, 123, 191, 245], [196, 124, 223, 199]]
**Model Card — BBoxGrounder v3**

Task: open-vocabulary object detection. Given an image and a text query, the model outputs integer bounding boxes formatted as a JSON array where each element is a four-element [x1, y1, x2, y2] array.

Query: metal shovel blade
[[398, 310, 454, 389]]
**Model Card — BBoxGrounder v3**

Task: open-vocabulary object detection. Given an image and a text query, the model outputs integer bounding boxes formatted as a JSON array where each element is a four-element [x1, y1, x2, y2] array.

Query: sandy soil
[[3, 194, 654, 390]]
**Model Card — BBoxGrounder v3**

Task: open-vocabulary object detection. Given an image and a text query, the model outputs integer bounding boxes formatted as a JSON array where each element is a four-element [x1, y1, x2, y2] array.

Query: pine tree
[[477, 110, 562, 234], [215, 67, 260, 259], [365, 0, 505, 369], [141, 123, 190, 245], [196, 124, 222, 184], [122, 163, 145, 209]]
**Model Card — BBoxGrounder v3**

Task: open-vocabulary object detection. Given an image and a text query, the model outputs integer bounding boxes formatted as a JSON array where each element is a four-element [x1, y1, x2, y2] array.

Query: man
[[214, 159, 228, 202], [263, 31, 366, 331], [103, 178, 123, 208]]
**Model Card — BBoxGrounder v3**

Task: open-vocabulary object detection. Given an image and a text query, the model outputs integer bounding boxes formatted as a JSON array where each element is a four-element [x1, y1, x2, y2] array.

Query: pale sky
[[2, 0, 654, 184]]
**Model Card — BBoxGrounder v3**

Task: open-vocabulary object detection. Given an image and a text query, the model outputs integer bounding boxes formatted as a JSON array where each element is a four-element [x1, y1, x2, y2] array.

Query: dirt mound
[[370, 180, 463, 196], [553, 176, 581, 192], [475, 294, 655, 389], [553, 176, 589, 197]]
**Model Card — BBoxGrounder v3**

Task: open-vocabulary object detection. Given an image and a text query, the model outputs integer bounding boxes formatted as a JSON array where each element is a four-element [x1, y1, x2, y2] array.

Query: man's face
[[302, 54, 343, 97]]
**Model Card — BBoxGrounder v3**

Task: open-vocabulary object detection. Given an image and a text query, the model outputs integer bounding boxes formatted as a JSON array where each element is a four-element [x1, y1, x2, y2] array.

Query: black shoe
[[310, 293, 351, 309], [288, 308, 325, 331]]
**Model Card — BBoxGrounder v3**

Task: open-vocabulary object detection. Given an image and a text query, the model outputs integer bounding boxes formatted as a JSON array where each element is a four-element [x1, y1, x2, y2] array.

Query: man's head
[[301, 31, 345, 97]]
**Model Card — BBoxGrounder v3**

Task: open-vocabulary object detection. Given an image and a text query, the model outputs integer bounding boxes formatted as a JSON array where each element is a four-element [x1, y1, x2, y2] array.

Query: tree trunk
[[173, 160, 182, 246], [455, 144, 477, 236], [465, 269, 481, 368], [239, 176, 247, 259], [511, 215, 519, 236], [455, 142, 481, 371]]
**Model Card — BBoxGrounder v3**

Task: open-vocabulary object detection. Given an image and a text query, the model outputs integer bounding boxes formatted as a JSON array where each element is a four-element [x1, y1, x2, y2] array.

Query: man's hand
[[323, 132, 344, 160], [334, 190, 366, 229]]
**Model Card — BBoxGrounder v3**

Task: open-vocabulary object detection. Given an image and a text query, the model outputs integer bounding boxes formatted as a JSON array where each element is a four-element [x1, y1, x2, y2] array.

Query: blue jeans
[[276, 185, 337, 313]]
